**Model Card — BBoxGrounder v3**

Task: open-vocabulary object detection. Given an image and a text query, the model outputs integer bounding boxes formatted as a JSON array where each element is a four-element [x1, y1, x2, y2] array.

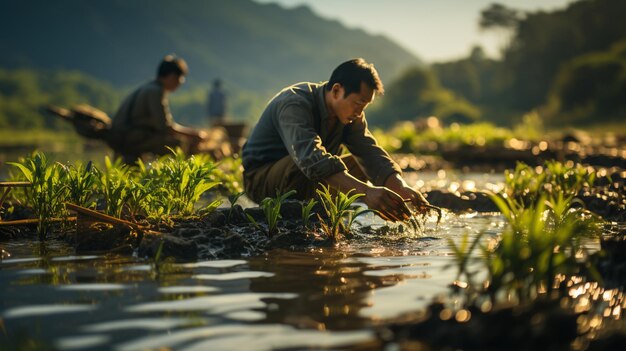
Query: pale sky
[[254, 0, 575, 62]]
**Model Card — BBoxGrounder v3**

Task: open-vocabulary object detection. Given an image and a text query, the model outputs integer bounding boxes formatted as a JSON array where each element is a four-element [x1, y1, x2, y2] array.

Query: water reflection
[[0, 214, 503, 350], [246, 249, 424, 331]]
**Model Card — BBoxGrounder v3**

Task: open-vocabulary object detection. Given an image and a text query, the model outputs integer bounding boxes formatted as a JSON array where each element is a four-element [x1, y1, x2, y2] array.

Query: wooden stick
[[64, 203, 146, 230], [0, 217, 77, 226]]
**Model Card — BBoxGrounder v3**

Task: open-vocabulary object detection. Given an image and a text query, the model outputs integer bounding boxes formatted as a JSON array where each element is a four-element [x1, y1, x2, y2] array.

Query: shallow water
[[0, 211, 507, 351]]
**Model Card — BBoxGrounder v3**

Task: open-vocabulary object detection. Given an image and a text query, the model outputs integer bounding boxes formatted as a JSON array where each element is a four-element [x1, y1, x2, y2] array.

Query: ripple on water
[[2, 304, 97, 319], [57, 284, 129, 291], [192, 271, 274, 281], [0, 257, 42, 265], [158, 286, 219, 294], [114, 324, 373, 351], [125, 292, 297, 314], [82, 317, 201, 332], [54, 335, 110, 350], [180, 259, 247, 269]]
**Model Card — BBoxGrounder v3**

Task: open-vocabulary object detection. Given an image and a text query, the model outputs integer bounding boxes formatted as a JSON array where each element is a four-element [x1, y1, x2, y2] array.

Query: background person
[[111, 55, 207, 163]]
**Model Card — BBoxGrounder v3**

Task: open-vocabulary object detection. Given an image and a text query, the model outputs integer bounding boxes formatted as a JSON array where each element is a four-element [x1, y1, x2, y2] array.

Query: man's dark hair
[[157, 55, 189, 78], [326, 58, 384, 96]]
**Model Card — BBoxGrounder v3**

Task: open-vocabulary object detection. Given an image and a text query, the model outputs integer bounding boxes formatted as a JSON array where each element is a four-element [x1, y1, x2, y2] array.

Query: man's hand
[[325, 171, 414, 222], [384, 173, 430, 213], [363, 186, 412, 222]]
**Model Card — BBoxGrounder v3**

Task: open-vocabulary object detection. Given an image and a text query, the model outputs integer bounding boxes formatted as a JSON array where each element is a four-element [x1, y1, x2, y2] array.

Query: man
[[111, 55, 207, 162], [207, 78, 226, 124], [242, 58, 428, 222]]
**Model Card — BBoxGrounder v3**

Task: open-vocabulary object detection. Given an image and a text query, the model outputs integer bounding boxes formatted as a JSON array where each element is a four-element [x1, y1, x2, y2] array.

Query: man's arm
[[171, 123, 206, 139], [325, 171, 412, 222]]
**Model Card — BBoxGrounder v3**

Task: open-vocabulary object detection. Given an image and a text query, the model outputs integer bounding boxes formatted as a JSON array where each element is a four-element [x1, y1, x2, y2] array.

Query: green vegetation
[[148, 148, 221, 216], [257, 190, 297, 237], [7, 149, 225, 239], [316, 184, 371, 242], [8, 153, 69, 240], [0, 0, 417, 92], [545, 38, 626, 125], [368, 67, 481, 127], [0, 68, 120, 130], [60, 161, 98, 209], [301, 198, 318, 229], [431, 0, 626, 127], [449, 160, 602, 305], [98, 157, 132, 218], [504, 160, 595, 206], [373, 122, 516, 154]]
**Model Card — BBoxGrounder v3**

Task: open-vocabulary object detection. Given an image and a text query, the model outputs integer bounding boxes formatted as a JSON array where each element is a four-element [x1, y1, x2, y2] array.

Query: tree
[[546, 40, 626, 125], [368, 67, 481, 126]]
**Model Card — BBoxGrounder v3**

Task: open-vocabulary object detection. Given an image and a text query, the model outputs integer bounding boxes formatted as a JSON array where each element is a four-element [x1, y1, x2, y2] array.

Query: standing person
[[242, 58, 428, 222], [111, 55, 207, 163], [207, 78, 226, 124]]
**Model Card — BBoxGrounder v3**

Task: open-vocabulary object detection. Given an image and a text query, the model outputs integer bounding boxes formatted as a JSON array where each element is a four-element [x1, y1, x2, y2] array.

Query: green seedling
[[228, 191, 246, 221], [159, 148, 221, 216], [259, 189, 296, 237], [316, 184, 371, 242], [60, 160, 99, 208], [211, 157, 244, 195], [301, 198, 318, 229], [505, 160, 594, 206], [8, 152, 69, 240], [451, 190, 602, 305], [98, 156, 132, 218]]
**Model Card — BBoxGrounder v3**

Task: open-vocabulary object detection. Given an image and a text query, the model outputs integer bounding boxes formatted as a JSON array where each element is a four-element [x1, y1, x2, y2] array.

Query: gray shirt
[[242, 82, 401, 185], [112, 80, 174, 132]]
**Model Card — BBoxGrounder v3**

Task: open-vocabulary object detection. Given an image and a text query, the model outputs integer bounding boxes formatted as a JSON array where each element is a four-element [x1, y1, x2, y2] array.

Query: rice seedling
[[162, 148, 222, 216], [316, 184, 372, 242], [211, 157, 244, 195], [227, 191, 246, 221], [8, 152, 69, 240], [504, 160, 595, 206], [448, 159, 602, 306], [301, 198, 317, 229], [450, 191, 602, 305], [98, 156, 132, 219], [59, 161, 99, 208], [256, 189, 296, 237], [140, 148, 222, 218]]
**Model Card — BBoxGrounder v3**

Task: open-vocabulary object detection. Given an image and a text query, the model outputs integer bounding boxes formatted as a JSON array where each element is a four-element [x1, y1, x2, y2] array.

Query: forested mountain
[[432, 0, 626, 126], [0, 0, 420, 91]]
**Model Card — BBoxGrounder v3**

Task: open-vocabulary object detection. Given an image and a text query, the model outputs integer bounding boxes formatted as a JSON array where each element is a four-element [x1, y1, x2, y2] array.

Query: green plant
[[211, 157, 244, 195], [504, 160, 595, 206], [8, 152, 69, 240], [157, 148, 222, 216], [451, 191, 601, 305], [301, 198, 318, 229], [316, 184, 372, 242], [228, 191, 246, 221], [98, 156, 132, 218], [258, 190, 296, 237], [59, 160, 99, 208]]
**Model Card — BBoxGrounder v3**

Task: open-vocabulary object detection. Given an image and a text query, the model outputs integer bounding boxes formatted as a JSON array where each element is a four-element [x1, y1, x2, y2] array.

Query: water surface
[[0, 212, 505, 350]]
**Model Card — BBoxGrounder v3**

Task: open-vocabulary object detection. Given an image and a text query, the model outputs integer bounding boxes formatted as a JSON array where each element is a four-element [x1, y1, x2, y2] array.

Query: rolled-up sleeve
[[344, 116, 402, 185], [276, 102, 347, 181]]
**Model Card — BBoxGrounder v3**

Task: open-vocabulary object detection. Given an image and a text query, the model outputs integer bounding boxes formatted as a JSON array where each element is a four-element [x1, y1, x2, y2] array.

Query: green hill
[[0, 0, 421, 91]]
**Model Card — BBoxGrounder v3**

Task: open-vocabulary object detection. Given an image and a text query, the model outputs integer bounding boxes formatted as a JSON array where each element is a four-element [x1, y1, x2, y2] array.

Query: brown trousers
[[243, 154, 367, 203]]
